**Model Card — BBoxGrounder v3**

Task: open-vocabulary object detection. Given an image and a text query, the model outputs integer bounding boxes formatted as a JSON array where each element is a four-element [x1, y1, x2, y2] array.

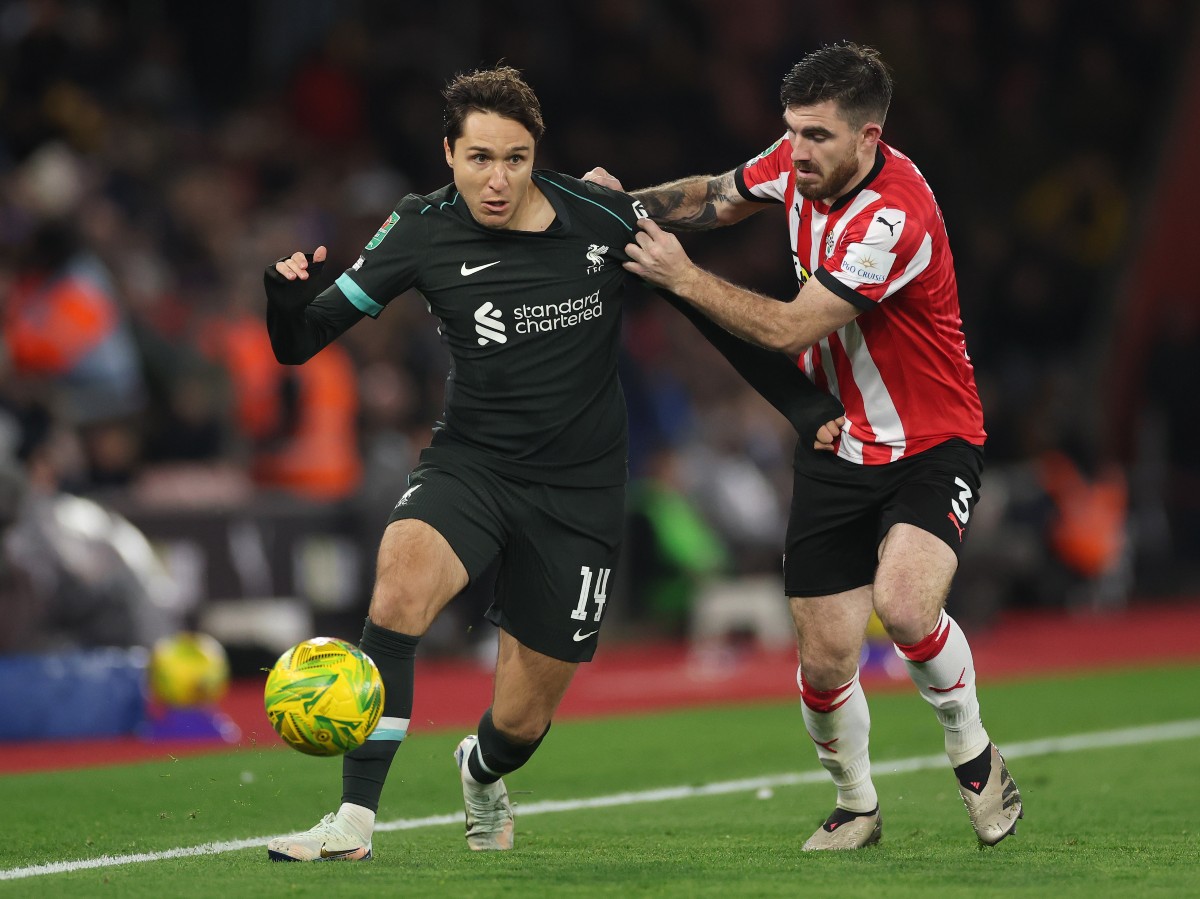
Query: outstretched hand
[[623, 219, 694, 292], [274, 246, 328, 281], [582, 167, 625, 191]]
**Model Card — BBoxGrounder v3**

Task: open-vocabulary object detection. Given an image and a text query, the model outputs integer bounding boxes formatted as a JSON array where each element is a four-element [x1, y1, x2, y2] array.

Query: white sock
[[798, 667, 878, 813], [895, 610, 990, 766], [336, 802, 375, 839]]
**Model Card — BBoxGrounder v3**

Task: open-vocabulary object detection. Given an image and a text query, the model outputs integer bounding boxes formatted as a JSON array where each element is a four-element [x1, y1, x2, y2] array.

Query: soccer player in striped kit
[[587, 42, 1022, 849]]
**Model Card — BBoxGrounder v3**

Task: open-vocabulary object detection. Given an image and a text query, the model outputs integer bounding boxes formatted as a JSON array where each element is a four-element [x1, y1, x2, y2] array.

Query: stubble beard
[[796, 150, 861, 203]]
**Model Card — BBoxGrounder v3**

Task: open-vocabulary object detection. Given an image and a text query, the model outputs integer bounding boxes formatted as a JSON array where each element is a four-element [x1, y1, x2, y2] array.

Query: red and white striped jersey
[[736, 138, 985, 465]]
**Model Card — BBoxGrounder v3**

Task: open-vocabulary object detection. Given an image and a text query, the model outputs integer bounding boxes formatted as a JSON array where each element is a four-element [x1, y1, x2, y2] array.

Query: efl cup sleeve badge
[[746, 136, 784, 166], [366, 212, 399, 250]]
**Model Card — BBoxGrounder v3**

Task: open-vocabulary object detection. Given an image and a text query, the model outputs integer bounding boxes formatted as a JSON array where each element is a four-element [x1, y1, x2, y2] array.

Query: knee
[[369, 577, 437, 635], [875, 601, 939, 646], [797, 652, 859, 691]]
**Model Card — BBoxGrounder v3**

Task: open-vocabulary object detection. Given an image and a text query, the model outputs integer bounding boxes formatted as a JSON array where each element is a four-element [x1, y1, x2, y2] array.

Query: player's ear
[[444, 137, 454, 168], [861, 122, 883, 149]]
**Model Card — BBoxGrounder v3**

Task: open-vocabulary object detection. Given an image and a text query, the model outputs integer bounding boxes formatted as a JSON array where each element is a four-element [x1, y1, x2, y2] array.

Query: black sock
[[341, 619, 419, 812], [466, 708, 550, 785], [953, 744, 992, 794]]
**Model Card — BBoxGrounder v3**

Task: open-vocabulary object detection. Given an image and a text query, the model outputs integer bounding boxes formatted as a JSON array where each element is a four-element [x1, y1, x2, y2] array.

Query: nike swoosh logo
[[461, 260, 501, 276], [319, 846, 364, 860], [573, 629, 599, 642]]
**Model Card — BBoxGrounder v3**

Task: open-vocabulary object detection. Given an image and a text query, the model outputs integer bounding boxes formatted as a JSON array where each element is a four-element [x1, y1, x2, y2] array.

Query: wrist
[[671, 263, 704, 299]]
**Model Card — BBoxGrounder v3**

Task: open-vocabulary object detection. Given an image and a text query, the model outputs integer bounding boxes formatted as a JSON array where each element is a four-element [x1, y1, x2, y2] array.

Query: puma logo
[[876, 215, 899, 235], [947, 511, 966, 542], [929, 667, 968, 694]]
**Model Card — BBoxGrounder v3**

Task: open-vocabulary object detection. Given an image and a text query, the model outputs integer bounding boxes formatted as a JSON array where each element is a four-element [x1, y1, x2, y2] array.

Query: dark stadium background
[[2, 0, 1198, 700]]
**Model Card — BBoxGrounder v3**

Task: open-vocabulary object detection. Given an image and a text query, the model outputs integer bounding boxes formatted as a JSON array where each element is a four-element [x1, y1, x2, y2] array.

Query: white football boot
[[454, 734, 515, 851], [266, 804, 373, 861]]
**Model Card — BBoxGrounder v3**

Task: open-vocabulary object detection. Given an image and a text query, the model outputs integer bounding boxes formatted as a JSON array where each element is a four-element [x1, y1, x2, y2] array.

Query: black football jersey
[[270, 171, 646, 487]]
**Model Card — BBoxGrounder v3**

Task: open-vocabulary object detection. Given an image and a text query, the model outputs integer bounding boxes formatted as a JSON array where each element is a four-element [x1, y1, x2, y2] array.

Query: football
[[263, 637, 384, 756], [147, 631, 231, 708]]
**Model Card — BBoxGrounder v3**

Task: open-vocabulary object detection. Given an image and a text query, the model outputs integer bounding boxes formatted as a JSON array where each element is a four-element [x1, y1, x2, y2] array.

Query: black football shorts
[[387, 448, 624, 662], [784, 438, 984, 597]]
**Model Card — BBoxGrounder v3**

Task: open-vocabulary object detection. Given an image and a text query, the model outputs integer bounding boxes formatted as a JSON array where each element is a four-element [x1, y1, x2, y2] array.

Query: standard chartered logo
[[514, 289, 602, 334], [473, 290, 604, 346], [474, 302, 506, 345]]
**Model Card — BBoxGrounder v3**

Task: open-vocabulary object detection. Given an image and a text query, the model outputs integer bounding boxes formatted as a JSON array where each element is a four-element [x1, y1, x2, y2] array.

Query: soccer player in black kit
[[263, 66, 841, 860]]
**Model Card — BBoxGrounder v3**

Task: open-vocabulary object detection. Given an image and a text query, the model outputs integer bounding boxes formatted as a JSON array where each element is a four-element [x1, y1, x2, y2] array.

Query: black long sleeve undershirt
[[652, 288, 844, 442], [264, 260, 364, 364]]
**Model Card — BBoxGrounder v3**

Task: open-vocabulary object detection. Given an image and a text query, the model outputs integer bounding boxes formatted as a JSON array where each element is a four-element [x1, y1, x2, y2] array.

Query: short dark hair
[[780, 42, 892, 127], [442, 65, 545, 147]]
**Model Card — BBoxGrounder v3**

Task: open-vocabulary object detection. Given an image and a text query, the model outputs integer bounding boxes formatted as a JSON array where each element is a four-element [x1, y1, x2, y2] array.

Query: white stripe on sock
[[368, 716, 410, 741]]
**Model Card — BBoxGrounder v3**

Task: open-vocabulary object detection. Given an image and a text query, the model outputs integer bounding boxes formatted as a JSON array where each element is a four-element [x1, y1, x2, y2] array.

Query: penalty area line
[[3, 717, 1199, 881]]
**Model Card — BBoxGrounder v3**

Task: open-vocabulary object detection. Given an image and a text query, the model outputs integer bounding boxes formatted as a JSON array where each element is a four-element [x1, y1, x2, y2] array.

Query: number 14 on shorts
[[571, 566, 611, 623]]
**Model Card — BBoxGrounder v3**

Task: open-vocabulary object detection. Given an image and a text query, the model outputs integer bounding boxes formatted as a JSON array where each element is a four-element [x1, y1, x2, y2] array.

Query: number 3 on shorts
[[951, 476, 973, 524]]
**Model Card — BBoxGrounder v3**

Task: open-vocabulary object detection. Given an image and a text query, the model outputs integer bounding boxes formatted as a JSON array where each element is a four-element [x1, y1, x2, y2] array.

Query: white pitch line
[[3, 718, 1199, 881]]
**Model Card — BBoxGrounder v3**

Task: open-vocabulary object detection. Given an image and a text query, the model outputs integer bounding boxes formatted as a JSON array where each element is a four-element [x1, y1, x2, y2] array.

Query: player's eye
[[508, 155, 524, 165]]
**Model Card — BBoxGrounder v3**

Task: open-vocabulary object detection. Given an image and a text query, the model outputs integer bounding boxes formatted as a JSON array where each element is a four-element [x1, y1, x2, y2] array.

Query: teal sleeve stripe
[[538, 176, 634, 231], [336, 273, 384, 317], [368, 726, 409, 742]]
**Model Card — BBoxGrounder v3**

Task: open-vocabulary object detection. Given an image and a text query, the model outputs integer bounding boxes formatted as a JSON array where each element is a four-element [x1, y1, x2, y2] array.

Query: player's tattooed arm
[[633, 171, 758, 231]]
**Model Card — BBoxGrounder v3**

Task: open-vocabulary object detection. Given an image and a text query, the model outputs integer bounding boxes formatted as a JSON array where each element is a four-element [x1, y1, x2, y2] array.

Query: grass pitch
[[1, 665, 1197, 898]]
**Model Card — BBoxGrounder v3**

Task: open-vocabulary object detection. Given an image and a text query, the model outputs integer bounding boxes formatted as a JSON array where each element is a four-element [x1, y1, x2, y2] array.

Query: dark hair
[[442, 65, 545, 147], [780, 42, 892, 127]]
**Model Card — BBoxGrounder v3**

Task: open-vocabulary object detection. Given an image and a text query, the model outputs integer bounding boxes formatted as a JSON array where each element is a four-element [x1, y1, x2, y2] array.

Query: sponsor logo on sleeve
[[839, 242, 896, 285]]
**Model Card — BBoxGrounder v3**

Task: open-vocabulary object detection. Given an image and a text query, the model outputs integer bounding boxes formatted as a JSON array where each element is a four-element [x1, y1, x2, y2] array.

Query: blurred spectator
[[625, 444, 730, 635], [2, 213, 146, 486], [1038, 448, 1131, 610], [197, 280, 362, 503], [0, 403, 187, 652]]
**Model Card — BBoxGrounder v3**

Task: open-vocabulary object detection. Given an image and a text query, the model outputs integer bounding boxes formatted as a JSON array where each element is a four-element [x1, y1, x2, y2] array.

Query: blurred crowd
[[1, 0, 1197, 653]]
